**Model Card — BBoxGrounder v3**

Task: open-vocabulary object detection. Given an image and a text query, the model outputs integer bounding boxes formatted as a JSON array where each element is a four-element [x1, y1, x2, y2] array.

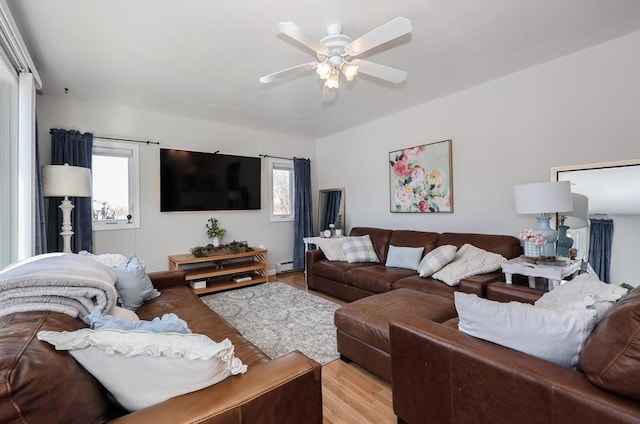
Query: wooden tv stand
[[168, 248, 268, 295]]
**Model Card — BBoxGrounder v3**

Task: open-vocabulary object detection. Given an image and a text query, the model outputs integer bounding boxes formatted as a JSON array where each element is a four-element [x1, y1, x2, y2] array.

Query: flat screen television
[[160, 148, 261, 212]]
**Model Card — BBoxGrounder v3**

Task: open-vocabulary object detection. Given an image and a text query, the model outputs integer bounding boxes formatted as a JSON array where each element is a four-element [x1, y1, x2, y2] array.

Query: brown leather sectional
[[391, 283, 640, 424], [306, 227, 523, 302], [307, 227, 523, 383], [0, 271, 322, 424]]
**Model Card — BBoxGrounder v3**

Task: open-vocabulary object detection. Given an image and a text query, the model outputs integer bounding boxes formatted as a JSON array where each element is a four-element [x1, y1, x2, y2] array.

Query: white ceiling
[[8, 0, 640, 138]]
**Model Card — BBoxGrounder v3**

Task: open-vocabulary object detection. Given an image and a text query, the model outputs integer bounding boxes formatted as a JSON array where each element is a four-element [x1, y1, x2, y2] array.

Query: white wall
[[316, 32, 640, 286], [37, 96, 316, 272]]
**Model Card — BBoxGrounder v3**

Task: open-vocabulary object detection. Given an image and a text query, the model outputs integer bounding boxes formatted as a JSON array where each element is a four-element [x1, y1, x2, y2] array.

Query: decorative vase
[[211, 237, 221, 248], [335, 229, 342, 236], [523, 241, 542, 258]]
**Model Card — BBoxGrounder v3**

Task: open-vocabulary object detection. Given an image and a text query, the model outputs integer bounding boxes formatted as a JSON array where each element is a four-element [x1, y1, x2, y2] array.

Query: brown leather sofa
[[0, 271, 322, 424], [317, 227, 522, 383], [307, 227, 523, 302], [390, 283, 640, 424]]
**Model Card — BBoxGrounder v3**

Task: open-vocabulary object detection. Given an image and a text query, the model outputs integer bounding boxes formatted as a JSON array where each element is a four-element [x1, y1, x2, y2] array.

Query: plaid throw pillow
[[417, 245, 457, 277], [342, 235, 380, 263]]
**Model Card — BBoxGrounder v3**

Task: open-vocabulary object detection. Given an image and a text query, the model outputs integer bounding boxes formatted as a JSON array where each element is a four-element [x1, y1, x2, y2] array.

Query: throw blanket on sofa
[[0, 253, 118, 319]]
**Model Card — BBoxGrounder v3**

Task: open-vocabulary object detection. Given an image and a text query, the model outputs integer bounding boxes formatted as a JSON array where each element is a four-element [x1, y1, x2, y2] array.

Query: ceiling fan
[[259, 17, 412, 101]]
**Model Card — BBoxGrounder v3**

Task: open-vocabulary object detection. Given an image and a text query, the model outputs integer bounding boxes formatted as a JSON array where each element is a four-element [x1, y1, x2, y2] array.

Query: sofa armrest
[[305, 249, 325, 289], [457, 271, 504, 297], [487, 282, 544, 304], [390, 318, 640, 424], [108, 351, 322, 424], [148, 271, 188, 290]]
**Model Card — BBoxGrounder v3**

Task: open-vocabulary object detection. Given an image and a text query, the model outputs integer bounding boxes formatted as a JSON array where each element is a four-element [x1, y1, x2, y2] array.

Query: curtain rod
[[94, 136, 160, 145], [259, 154, 292, 160]]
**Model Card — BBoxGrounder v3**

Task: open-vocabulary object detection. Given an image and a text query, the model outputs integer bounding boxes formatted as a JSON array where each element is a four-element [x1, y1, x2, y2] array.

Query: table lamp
[[42, 163, 92, 253], [556, 193, 589, 258], [514, 181, 572, 257]]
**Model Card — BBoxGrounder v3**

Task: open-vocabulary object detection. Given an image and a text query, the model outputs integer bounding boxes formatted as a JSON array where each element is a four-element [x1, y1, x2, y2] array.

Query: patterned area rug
[[200, 282, 340, 365]]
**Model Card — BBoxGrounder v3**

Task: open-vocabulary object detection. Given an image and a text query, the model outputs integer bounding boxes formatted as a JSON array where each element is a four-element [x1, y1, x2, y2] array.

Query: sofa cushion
[[438, 232, 522, 259], [433, 244, 506, 286], [455, 292, 598, 369], [342, 235, 380, 263], [392, 275, 456, 298], [579, 286, 640, 400], [112, 255, 160, 310], [417, 245, 457, 277], [314, 238, 347, 262], [346, 265, 414, 294], [38, 329, 248, 411], [385, 245, 424, 270], [388, 230, 439, 262], [335, 289, 457, 353], [350, 227, 393, 264]]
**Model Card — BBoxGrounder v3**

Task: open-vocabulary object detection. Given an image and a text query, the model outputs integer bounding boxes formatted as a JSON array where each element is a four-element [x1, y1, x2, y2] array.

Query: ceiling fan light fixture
[[325, 72, 339, 89], [316, 61, 332, 80], [342, 62, 359, 81]]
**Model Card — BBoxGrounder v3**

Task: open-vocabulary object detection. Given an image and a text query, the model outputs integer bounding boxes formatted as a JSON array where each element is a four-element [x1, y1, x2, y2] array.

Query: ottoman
[[334, 288, 457, 383]]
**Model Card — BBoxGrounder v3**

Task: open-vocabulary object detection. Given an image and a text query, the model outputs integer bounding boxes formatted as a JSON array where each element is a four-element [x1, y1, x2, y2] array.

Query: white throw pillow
[[314, 238, 348, 262], [455, 292, 598, 369], [342, 235, 380, 263], [385, 245, 424, 270], [37, 329, 247, 411], [79, 251, 130, 268], [417, 245, 457, 277], [432, 244, 506, 286], [535, 273, 628, 323]]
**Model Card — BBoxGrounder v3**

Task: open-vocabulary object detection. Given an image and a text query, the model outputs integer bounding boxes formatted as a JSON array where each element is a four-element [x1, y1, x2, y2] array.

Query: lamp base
[[59, 196, 75, 253], [556, 225, 573, 258], [535, 216, 557, 257]]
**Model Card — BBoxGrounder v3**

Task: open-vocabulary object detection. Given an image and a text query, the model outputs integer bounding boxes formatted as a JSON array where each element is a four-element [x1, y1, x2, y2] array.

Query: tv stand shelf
[[168, 248, 268, 295]]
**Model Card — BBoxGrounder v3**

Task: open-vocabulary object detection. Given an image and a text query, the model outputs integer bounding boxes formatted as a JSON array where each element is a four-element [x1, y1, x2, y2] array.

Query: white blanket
[[0, 253, 118, 319]]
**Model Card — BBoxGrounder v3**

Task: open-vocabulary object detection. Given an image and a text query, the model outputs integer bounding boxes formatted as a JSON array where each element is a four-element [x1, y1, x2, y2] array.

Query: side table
[[501, 256, 582, 291]]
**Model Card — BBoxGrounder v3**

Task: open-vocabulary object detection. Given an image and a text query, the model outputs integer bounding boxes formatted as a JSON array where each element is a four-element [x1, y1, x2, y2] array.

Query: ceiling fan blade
[[345, 17, 412, 57], [259, 62, 318, 84], [351, 59, 407, 84], [321, 85, 336, 103], [276, 22, 330, 56]]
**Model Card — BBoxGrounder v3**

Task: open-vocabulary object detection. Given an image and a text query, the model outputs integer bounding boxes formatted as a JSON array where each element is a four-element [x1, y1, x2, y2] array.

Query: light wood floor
[[276, 272, 396, 424]]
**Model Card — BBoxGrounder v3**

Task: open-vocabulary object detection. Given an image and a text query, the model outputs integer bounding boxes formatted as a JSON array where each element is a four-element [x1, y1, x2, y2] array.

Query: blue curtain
[[322, 190, 341, 231], [46, 129, 93, 253], [34, 119, 47, 254], [588, 218, 614, 283], [293, 157, 313, 269]]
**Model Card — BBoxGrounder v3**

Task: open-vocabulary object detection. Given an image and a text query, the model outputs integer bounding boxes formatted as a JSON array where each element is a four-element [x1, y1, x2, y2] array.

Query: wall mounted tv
[[160, 148, 261, 212]]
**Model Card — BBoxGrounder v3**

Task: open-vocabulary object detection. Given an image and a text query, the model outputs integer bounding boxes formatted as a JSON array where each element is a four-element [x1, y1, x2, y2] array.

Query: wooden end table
[[501, 256, 582, 291]]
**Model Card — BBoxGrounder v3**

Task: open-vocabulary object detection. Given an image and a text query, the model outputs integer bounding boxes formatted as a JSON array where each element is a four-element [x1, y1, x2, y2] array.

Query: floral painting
[[389, 140, 453, 213]]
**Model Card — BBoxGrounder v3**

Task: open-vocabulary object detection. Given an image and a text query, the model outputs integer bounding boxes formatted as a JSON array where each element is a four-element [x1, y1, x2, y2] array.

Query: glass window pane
[[92, 155, 129, 220], [272, 168, 291, 215]]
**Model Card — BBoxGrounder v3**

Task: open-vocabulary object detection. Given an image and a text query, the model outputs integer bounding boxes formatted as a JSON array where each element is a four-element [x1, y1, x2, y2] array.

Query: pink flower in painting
[[434, 195, 451, 211], [427, 169, 445, 186], [392, 156, 411, 178], [395, 184, 414, 205], [417, 188, 427, 199], [418, 200, 429, 212], [410, 165, 426, 182], [403, 145, 426, 157]]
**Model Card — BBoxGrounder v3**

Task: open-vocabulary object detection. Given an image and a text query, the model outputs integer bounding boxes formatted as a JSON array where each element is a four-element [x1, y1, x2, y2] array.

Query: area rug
[[200, 282, 340, 365]]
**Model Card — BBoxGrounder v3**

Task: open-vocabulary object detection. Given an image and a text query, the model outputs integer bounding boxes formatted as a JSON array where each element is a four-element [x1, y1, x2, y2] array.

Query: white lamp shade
[[564, 193, 589, 229], [42, 164, 92, 197], [514, 181, 572, 214]]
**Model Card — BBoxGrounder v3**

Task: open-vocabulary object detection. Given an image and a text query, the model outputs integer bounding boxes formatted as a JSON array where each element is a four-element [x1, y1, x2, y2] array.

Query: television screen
[[160, 149, 261, 212]]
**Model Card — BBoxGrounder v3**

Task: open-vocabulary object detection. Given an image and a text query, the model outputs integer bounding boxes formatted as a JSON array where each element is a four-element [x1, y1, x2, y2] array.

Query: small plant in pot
[[334, 214, 343, 236], [206, 218, 227, 248]]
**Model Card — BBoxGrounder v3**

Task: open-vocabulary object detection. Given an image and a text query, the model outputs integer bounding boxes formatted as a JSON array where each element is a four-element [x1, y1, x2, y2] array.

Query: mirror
[[551, 159, 640, 286], [318, 188, 345, 235]]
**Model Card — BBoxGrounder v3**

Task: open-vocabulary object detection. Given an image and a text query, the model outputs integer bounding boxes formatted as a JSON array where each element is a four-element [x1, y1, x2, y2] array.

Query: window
[[92, 140, 140, 230], [269, 158, 294, 222]]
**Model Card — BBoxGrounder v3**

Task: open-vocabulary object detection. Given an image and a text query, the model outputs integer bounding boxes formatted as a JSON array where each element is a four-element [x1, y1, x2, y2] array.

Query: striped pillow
[[342, 235, 380, 263], [417, 245, 457, 277]]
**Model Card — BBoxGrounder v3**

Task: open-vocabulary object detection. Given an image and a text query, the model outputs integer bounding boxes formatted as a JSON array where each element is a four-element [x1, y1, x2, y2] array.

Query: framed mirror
[[318, 188, 345, 235], [550, 159, 640, 286]]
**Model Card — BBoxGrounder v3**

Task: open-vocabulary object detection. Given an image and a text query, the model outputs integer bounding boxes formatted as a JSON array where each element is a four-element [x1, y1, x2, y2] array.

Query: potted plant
[[206, 217, 227, 248], [334, 214, 343, 236]]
